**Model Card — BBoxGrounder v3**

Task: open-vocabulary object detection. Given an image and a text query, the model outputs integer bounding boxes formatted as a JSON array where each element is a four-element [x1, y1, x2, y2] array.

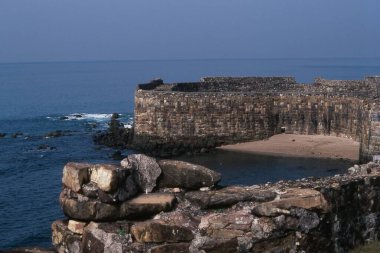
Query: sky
[[0, 0, 379, 63]]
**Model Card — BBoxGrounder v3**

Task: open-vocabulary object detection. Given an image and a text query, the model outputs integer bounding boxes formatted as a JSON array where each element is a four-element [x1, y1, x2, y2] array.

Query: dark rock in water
[[121, 154, 161, 193], [157, 160, 221, 190], [0, 133, 6, 138], [110, 150, 124, 160], [45, 130, 72, 138], [59, 116, 69, 120], [37, 144, 57, 151], [185, 186, 276, 209], [72, 114, 83, 118], [11, 132, 23, 138], [111, 113, 120, 119], [93, 113, 133, 149]]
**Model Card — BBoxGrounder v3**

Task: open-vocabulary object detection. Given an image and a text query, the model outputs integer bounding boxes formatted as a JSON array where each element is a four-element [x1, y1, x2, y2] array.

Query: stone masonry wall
[[52, 156, 380, 253], [133, 76, 380, 161]]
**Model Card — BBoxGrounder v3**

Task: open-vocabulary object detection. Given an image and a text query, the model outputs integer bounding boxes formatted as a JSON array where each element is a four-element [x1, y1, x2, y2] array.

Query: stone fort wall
[[133, 76, 380, 162]]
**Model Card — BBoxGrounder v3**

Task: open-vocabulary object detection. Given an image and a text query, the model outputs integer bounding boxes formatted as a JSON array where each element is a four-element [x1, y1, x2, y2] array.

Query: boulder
[[131, 220, 194, 243], [82, 221, 141, 253], [62, 163, 90, 193], [185, 186, 276, 209], [51, 220, 82, 253], [149, 243, 190, 253], [60, 189, 176, 221], [83, 167, 139, 203], [90, 164, 120, 192], [0, 133, 6, 138], [189, 235, 238, 253], [157, 160, 221, 189], [120, 193, 176, 219], [251, 188, 330, 217], [67, 220, 87, 235], [199, 210, 254, 239], [60, 190, 119, 221], [121, 154, 161, 193]]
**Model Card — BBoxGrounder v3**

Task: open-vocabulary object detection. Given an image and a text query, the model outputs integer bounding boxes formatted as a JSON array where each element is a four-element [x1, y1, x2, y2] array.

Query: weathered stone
[[60, 191, 119, 221], [159, 211, 200, 230], [67, 220, 87, 234], [51, 220, 82, 253], [62, 163, 90, 192], [250, 232, 298, 253], [90, 164, 119, 192], [251, 217, 278, 240], [149, 243, 190, 253], [157, 160, 221, 189], [185, 186, 276, 209], [120, 193, 176, 219], [252, 188, 330, 217], [121, 154, 161, 193], [131, 220, 194, 243], [82, 221, 133, 253], [199, 211, 254, 239], [189, 235, 238, 253]]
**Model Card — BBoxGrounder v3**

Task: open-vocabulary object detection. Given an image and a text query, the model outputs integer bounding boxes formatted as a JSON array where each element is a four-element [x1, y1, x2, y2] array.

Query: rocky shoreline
[[49, 153, 380, 253]]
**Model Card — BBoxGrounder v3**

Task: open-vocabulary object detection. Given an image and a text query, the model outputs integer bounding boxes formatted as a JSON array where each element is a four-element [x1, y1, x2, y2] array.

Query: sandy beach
[[219, 134, 360, 161]]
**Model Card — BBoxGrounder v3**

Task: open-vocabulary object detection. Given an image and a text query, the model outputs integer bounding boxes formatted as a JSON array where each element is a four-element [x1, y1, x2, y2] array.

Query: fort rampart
[[133, 76, 380, 162]]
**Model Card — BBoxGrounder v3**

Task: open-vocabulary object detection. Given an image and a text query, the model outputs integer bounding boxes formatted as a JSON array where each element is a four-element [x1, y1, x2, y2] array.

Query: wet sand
[[219, 134, 360, 161]]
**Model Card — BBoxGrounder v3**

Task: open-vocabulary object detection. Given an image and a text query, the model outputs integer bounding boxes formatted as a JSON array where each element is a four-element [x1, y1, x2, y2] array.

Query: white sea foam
[[63, 113, 113, 122]]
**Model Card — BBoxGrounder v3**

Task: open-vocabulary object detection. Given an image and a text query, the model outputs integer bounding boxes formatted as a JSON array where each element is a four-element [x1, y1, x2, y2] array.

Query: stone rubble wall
[[52, 154, 380, 253], [132, 76, 380, 161]]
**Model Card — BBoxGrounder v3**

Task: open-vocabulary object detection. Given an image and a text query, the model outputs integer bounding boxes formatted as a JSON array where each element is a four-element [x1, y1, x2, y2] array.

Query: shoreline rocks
[[52, 155, 380, 253]]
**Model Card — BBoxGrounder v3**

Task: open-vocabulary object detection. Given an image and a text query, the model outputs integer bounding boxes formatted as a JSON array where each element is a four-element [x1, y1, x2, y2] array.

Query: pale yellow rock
[[68, 220, 87, 235], [62, 163, 90, 192], [90, 164, 119, 192]]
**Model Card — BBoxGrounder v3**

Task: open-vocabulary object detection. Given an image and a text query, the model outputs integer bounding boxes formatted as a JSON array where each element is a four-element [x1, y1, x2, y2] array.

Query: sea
[[1, 58, 379, 249]]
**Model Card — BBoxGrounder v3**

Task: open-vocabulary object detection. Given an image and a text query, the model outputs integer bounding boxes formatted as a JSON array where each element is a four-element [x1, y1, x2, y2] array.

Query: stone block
[[149, 243, 190, 253], [62, 163, 90, 193], [185, 186, 276, 209], [60, 191, 119, 221], [131, 220, 194, 243], [121, 154, 161, 193], [67, 220, 87, 235], [120, 193, 176, 219], [82, 221, 136, 253], [90, 164, 119, 192], [252, 188, 330, 217], [157, 160, 221, 189], [51, 220, 82, 253]]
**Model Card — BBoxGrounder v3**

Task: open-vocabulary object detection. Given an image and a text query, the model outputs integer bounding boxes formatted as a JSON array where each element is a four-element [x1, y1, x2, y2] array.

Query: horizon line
[[1, 57, 380, 65]]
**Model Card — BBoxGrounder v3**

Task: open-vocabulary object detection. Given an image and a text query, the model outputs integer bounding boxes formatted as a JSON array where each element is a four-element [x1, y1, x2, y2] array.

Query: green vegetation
[[349, 241, 380, 253]]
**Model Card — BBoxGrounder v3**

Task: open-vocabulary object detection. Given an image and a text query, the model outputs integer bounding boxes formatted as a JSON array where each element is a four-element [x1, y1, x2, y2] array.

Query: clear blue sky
[[0, 0, 379, 63]]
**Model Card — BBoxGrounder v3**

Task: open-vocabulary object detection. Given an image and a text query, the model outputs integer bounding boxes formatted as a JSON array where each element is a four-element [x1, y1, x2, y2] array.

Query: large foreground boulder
[[121, 154, 162, 193], [185, 186, 276, 209], [157, 160, 221, 189], [60, 189, 176, 221]]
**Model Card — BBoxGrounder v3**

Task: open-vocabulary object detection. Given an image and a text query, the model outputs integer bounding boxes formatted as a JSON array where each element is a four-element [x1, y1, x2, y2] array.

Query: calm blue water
[[0, 58, 379, 249]]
